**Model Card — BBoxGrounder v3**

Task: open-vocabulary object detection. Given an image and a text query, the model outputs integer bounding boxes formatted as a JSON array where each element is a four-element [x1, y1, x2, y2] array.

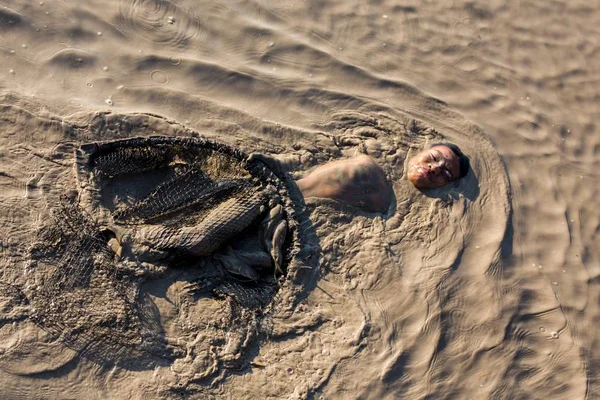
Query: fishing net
[[29, 195, 176, 369], [27, 133, 300, 374]]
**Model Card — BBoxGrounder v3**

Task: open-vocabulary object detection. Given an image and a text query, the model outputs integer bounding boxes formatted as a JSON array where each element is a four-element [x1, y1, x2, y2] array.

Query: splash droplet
[[97, 31, 102, 36]]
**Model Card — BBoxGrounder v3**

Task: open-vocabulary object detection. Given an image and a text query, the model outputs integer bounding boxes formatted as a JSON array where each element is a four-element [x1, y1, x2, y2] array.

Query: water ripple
[[113, 0, 204, 50]]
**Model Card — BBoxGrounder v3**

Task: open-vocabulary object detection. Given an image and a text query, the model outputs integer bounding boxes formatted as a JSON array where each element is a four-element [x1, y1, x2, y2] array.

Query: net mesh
[[113, 164, 250, 225], [26, 135, 298, 372], [30, 196, 177, 369]]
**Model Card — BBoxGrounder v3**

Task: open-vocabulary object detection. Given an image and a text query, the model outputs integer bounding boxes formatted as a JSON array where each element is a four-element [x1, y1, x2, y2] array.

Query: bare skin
[[253, 144, 463, 214], [296, 154, 392, 213], [406, 145, 461, 189]]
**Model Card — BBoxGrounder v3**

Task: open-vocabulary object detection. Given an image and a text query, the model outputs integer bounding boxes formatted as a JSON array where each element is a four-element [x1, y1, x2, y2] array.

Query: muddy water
[[0, 0, 598, 399]]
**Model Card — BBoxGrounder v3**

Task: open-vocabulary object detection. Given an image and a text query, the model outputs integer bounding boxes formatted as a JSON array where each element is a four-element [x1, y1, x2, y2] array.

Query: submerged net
[[27, 133, 299, 373], [29, 196, 176, 368], [113, 164, 250, 225]]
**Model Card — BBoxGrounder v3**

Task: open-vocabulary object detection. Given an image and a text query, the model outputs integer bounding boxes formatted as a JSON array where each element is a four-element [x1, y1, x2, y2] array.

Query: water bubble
[[382, 14, 388, 19], [22, 44, 27, 48], [102, 66, 109, 72], [269, 42, 274, 47], [117, 85, 124, 90], [87, 82, 93, 87], [167, 16, 175, 24], [168, 56, 181, 65], [105, 98, 113, 106], [149, 69, 169, 84], [9, 50, 15, 54], [539, 326, 546, 332], [9, 69, 15, 74], [97, 31, 102, 36], [551, 331, 559, 339]]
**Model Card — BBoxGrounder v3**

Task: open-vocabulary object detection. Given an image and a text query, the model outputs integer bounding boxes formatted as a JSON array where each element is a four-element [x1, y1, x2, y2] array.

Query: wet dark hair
[[430, 143, 470, 179]]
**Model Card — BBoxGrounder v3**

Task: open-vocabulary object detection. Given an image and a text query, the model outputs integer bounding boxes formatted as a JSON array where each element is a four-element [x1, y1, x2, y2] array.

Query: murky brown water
[[0, 1, 598, 399]]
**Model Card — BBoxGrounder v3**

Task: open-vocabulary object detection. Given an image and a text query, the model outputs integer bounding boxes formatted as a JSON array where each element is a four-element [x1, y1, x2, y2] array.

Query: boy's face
[[407, 145, 461, 189]]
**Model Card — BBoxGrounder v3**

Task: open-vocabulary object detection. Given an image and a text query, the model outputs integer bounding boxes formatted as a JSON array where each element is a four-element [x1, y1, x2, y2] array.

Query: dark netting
[[113, 164, 250, 225], [25, 133, 300, 372], [191, 276, 278, 310], [214, 280, 278, 310], [90, 144, 174, 178], [29, 196, 178, 369]]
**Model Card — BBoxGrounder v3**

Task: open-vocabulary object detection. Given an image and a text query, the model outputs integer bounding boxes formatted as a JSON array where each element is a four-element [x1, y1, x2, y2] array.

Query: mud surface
[[0, 1, 597, 399]]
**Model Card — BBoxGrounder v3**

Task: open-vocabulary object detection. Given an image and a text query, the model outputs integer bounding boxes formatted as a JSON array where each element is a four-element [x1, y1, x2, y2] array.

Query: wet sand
[[0, 1, 598, 399]]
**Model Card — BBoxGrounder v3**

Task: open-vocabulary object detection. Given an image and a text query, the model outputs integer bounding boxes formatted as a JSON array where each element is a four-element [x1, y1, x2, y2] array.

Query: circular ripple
[[113, 0, 205, 50], [149, 69, 169, 84], [168, 55, 181, 65]]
